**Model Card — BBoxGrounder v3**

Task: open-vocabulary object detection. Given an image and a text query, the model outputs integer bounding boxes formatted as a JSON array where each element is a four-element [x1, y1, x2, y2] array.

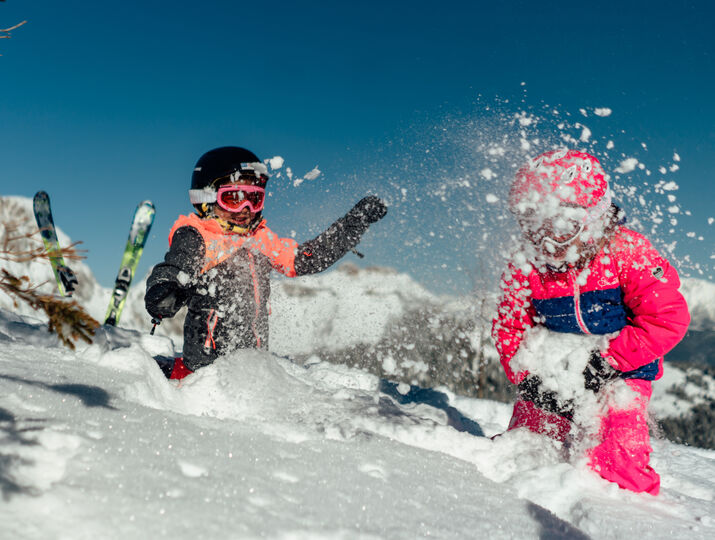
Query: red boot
[[169, 357, 193, 380]]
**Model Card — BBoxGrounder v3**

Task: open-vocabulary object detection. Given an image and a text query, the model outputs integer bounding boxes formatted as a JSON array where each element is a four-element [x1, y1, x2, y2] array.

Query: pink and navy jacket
[[492, 226, 690, 385]]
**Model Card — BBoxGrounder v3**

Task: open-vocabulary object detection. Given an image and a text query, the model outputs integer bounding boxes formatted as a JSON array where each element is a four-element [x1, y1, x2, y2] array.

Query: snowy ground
[[1, 309, 714, 540]]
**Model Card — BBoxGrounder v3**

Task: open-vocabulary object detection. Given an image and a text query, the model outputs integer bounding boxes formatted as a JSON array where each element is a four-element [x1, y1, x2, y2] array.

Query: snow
[[2, 191, 715, 537], [517, 114, 534, 127], [594, 108, 613, 117], [292, 166, 322, 186], [304, 167, 322, 181], [1, 206, 715, 537], [511, 329, 609, 406], [1, 309, 715, 539], [614, 158, 639, 174], [578, 125, 592, 143], [268, 156, 285, 170], [651, 365, 715, 419], [678, 277, 715, 331], [402, 95, 711, 289]]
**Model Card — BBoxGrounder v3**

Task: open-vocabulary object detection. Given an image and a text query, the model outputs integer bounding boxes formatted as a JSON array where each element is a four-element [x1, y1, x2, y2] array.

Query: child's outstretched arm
[[293, 196, 387, 276], [145, 227, 204, 320]]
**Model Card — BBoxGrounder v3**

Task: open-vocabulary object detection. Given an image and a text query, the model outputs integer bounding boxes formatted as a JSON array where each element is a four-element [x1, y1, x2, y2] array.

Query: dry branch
[[1, 222, 86, 264], [1, 269, 99, 349]]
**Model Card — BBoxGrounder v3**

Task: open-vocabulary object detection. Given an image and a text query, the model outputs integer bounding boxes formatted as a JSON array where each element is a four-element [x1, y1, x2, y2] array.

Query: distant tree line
[[656, 363, 715, 449], [297, 302, 715, 450]]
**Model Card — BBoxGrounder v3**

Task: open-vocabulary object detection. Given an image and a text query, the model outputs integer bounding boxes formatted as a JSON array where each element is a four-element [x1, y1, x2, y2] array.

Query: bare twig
[[1, 20, 27, 55], [0, 222, 86, 263], [0, 20, 27, 37]]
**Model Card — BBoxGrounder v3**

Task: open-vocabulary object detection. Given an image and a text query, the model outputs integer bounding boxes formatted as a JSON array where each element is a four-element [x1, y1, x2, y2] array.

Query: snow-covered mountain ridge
[[3, 194, 715, 343]]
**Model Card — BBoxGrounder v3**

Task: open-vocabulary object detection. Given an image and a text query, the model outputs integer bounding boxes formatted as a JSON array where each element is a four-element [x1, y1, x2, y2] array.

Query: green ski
[[104, 200, 156, 326], [32, 191, 78, 297]]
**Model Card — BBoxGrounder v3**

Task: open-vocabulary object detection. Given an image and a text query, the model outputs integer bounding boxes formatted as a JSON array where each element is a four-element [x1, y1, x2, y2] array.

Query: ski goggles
[[520, 216, 585, 248], [215, 184, 266, 213]]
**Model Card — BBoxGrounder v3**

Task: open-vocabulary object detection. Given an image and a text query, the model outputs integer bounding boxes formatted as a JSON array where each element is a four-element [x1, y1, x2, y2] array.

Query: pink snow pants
[[507, 379, 659, 495]]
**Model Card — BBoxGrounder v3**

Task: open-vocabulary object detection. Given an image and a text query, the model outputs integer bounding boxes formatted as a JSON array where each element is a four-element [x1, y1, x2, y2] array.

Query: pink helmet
[[509, 149, 611, 223]]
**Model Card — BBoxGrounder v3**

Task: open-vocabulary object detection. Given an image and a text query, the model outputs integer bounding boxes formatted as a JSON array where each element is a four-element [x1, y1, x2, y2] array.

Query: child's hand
[[517, 375, 543, 403], [518, 375, 574, 419], [583, 351, 620, 393], [350, 196, 388, 224], [145, 281, 189, 319]]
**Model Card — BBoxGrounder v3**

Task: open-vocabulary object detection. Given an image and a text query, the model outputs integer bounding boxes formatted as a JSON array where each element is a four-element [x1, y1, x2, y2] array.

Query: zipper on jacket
[[571, 269, 591, 334], [204, 309, 218, 352], [247, 252, 262, 347]]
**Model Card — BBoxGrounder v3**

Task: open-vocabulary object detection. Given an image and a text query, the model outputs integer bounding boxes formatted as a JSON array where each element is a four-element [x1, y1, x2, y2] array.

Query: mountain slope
[[1, 310, 714, 539]]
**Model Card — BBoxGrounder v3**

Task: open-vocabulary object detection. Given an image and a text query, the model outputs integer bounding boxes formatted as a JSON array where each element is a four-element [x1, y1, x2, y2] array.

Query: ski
[[32, 191, 78, 297], [104, 200, 156, 326]]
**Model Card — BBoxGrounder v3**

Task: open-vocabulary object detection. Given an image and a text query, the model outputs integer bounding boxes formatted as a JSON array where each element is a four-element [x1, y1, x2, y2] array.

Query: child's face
[[213, 175, 264, 227], [518, 205, 595, 266], [539, 234, 587, 265], [214, 203, 255, 228]]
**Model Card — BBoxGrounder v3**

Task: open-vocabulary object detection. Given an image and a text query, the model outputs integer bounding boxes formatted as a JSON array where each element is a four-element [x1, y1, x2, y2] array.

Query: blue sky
[[1, 0, 713, 297]]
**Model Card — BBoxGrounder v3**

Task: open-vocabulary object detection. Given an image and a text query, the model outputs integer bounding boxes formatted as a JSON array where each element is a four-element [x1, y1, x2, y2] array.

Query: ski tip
[[33, 190, 49, 200]]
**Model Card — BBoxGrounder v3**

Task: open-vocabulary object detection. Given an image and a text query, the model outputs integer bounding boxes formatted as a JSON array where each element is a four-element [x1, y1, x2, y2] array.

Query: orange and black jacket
[[145, 206, 375, 371]]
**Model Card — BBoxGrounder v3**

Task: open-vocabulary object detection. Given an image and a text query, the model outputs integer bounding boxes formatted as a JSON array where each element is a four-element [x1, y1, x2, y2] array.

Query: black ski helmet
[[189, 146, 269, 218], [191, 146, 268, 191]]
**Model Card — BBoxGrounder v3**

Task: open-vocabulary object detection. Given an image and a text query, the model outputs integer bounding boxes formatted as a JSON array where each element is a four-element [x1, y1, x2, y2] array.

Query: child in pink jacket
[[492, 149, 690, 495]]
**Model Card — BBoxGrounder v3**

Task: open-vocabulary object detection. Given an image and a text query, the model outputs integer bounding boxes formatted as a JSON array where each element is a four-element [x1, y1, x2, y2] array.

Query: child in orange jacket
[[146, 146, 387, 377]]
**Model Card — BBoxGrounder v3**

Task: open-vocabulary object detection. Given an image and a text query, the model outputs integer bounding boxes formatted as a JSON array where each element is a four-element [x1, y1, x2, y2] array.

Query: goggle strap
[[217, 184, 265, 194], [189, 189, 217, 204]]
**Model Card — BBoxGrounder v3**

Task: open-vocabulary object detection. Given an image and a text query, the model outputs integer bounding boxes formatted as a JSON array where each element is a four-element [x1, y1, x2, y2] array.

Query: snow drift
[[1, 310, 715, 539]]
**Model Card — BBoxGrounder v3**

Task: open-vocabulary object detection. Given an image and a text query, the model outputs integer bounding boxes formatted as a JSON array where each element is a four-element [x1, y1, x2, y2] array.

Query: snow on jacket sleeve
[[145, 226, 204, 319], [293, 204, 374, 276], [492, 264, 537, 385], [605, 230, 690, 372]]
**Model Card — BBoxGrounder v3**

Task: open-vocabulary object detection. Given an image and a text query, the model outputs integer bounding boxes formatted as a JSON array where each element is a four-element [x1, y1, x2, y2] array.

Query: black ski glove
[[583, 350, 620, 393], [518, 375, 574, 419], [348, 196, 388, 225], [145, 280, 189, 319]]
